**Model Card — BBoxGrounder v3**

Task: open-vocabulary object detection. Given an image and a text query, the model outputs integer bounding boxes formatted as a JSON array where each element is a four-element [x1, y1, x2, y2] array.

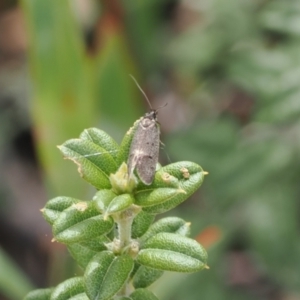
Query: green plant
[[24, 119, 208, 300]]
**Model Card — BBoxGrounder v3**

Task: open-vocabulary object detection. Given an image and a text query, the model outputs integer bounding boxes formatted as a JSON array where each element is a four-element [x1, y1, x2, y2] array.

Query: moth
[[127, 76, 164, 185]]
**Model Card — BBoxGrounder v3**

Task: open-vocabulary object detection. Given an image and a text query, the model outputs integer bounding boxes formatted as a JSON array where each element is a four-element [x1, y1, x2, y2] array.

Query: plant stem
[[117, 209, 134, 248], [115, 209, 136, 297]]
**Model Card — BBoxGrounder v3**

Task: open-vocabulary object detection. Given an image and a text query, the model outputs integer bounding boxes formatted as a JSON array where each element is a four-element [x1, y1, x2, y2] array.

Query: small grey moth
[[127, 75, 164, 185]]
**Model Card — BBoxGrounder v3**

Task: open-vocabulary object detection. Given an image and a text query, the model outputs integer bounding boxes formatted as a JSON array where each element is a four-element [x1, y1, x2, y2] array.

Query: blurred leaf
[[22, 0, 95, 196], [94, 35, 142, 128], [24, 288, 53, 300], [245, 185, 300, 289], [0, 247, 34, 300]]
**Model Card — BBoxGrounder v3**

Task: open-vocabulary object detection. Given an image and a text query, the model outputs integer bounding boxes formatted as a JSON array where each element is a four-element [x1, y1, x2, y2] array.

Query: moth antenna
[[157, 102, 168, 111], [129, 74, 153, 110]]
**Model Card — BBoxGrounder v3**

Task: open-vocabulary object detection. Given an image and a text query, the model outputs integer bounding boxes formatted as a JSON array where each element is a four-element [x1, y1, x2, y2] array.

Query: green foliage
[[21, 0, 142, 197], [25, 121, 207, 299], [0, 247, 33, 300], [161, 0, 300, 299], [18, 0, 300, 299]]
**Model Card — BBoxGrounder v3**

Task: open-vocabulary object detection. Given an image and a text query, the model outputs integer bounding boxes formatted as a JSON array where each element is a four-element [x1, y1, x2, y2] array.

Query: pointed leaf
[[50, 277, 85, 300], [135, 187, 186, 207], [58, 139, 118, 189], [42, 197, 80, 225], [84, 251, 134, 300], [24, 288, 53, 300], [53, 201, 114, 243], [143, 233, 207, 261], [137, 233, 207, 273], [130, 289, 159, 300], [79, 128, 120, 161], [142, 162, 205, 214], [137, 249, 206, 273]]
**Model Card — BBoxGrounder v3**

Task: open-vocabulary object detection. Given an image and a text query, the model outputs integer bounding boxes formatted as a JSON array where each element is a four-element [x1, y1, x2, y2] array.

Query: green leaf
[[42, 196, 81, 225], [143, 233, 207, 261], [131, 211, 155, 239], [130, 288, 159, 300], [68, 236, 110, 269], [140, 217, 190, 243], [135, 187, 186, 207], [95, 191, 134, 216], [24, 288, 53, 300], [53, 201, 114, 243], [94, 36, 142, 127], [0, 247, 34, 300], [84, 251, 134, 300], [137, 233, 208, 273], [142, 161, 205, 214], [116, 118, 140, 165], [132, 265, 163, 288], [94, 189, 117, 212], [50, 277, 85, 300], [58, 139, 118, 189], [79, 128, 120, 162], [137, 249, 206, 273], [21, 0, 96, 196], [68, 293, 89, 300], [105, 194, 134, 215], [137, 169, 179, 190]]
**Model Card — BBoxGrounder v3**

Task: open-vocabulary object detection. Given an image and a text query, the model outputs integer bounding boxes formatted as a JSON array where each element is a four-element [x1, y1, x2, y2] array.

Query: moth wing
[[136, 154, 157, 185], [127, 123, 145, 178], [136, 124, 160, 185], [127, 152, 139, 178]]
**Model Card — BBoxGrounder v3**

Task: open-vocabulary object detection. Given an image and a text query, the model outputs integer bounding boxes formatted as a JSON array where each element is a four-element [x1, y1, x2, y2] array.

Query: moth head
[[144, 110, 158, 121], [141, 110, 158, 128]]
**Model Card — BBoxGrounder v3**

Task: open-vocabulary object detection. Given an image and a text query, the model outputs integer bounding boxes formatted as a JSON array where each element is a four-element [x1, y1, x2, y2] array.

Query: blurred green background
[[1, 0, 300, 299]]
